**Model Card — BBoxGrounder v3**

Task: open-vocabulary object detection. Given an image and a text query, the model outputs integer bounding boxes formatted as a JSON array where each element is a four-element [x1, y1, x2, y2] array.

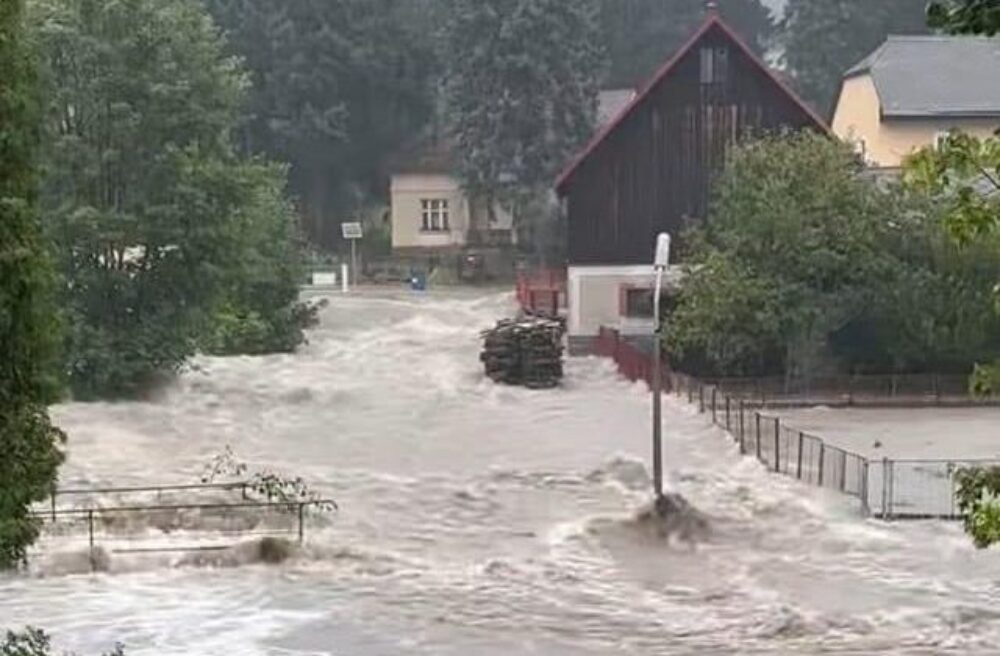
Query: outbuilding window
[[421, 199, 450, 231]]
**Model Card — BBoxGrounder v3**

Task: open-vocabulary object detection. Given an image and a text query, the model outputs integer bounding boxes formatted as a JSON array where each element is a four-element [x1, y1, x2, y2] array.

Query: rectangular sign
[[341, 222, 363, 240]]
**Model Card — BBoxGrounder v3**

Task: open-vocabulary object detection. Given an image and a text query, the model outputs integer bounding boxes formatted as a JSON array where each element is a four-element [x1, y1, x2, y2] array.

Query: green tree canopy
[[781, 0, 929, 114], [0, 0, 65, 569], [668, 132, 1000, 379], [928, 0, 1000, 34], [444, 0, 603, 223], [31, 0, 310, 398], [599, 0, 775, 89], [205, 0, 438, 247]]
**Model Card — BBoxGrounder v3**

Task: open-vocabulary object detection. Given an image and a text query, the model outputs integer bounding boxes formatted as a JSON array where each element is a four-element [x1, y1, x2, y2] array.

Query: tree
[[204, 0, 438, 248], [667, 132, 1000, 379], [781, 0, 929, 114], [31, 0, 310, 398], [599, 0, 775, 89], [928, 0, 1000, 34], [0, 0, 65, 569], [444, 0, 603, 229]]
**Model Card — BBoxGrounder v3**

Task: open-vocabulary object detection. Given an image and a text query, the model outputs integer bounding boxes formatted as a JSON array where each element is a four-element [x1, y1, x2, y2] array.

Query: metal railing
[[702, 374, 997, 407], [32, 498, 335, 572], [44, 481, 252, 521], [668, 372, 994, 521]]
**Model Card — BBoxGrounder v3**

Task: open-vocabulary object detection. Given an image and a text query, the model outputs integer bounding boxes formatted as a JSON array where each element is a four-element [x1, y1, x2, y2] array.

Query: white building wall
[[568, 264, 685, 345], [390, 173, 469, 250]]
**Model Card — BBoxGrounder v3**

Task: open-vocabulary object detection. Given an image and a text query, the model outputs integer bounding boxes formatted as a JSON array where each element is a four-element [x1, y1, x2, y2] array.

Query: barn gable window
[[700, 46, 729, 85]]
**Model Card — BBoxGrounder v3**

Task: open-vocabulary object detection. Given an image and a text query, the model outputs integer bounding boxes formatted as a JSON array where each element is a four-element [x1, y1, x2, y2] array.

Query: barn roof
[[554, 11, 828, 194]]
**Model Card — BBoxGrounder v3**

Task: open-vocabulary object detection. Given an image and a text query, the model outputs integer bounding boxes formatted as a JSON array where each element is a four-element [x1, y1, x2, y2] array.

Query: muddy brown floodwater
[[2, 290, 1000, 655]]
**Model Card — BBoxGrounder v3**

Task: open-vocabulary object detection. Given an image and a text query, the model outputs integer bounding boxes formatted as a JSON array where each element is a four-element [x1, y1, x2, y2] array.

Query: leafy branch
[[953, 466, 1000, 548], [200, 446, 337, 513], [2, 628, 123, 656]]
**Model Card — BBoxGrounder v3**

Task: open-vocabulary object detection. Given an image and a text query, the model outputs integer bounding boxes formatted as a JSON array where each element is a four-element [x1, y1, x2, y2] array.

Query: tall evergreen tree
[[0, 0, 65, 568], [205, 0, 438, 247], [781, 0, 929, 115], [599, 0, 775, 89], [444, 0, 603, 226]]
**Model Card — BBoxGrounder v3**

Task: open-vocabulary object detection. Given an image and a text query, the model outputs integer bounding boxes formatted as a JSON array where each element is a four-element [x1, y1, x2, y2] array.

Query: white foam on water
[[5, 290, 1000, 655]]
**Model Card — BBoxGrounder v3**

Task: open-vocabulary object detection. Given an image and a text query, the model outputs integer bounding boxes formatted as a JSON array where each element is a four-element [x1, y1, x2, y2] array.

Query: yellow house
[[832, 36, 1000, 168]]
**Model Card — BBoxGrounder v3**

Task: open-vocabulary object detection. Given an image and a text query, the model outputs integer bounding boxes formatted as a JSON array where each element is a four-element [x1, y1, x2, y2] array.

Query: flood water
[[3, 291, 1000, 655]]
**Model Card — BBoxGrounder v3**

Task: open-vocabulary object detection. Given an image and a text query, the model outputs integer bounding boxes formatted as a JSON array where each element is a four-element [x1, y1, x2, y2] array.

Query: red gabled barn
[[556, 7, 827, 352]]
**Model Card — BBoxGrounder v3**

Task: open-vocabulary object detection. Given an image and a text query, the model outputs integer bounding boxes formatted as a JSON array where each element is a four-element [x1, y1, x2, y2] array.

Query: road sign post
[[341, 222, 363, 289]]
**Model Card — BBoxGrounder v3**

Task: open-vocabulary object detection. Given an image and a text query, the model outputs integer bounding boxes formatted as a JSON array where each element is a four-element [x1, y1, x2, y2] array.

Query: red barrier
[[595, 326, 667, 389], [516, 268, 566, 316]]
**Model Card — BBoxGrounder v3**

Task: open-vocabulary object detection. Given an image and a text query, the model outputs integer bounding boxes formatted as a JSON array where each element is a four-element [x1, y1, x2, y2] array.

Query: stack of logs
[[480, 317, 565, 389]]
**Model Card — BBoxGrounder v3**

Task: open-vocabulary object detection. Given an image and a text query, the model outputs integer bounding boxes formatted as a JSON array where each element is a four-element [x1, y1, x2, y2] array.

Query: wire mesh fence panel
[[798, 435, 824, 485], [883, 460, 1000, 518], [779, 425, 800, 477]]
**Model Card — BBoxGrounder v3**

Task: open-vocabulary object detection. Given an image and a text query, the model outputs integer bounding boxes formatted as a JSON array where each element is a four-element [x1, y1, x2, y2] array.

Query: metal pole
[[773, 417, 781, 473], [51, 484, 57, 522], [887, 458, 895, 519], [651, 266, 665, 502], [725, 395, 731, 430], [796, 431, 804, 480], [860, 460, 870, 516], [711, 387, 717, 424], [881, 457, 890, 519], [738, 400, 746, 454], [755, 412, 762, 461], [88, 510, 95, 572], [350, 239, 358, 288], [818, 443, 826, 487], [298, 504, 305, 544]]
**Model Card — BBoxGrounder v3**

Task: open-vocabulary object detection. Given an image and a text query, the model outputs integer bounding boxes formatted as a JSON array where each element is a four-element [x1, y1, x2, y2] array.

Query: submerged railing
[[34, 483, 336, 571]]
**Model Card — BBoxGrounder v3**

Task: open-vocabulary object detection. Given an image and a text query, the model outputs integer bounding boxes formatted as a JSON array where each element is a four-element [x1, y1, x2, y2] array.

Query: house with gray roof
[[831, 35, 1000, 168]]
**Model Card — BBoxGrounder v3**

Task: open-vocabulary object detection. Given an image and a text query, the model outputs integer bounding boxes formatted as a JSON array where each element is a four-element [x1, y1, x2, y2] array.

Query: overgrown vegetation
[[1, 628, 122, 656], [201, 446, 337, 513], [668, 132, 1000, 379], [29, 0, 313, 398], [0, 0, 65, 570], [954, 467, 1000, 548], [910, 2, 1000, 547]]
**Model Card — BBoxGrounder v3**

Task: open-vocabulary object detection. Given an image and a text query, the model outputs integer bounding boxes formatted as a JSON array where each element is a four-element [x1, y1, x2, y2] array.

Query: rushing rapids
[[2, 289, 1000, 655]]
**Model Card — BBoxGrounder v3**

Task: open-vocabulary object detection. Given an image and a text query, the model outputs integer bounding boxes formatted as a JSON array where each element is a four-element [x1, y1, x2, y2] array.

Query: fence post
[[755, 413, 762, 461], [860, 460, 870, 517], [51, 483, 57, 522], [738, 401, 746, 455], [699, 385, 705, 413], [298, 503, 305, 544], [817, 443, 825, 487], [840, 450, 848, 492], [796, 431, 804, 480], [886, 458, 895, 519], [773, 417, 781, 473], [88, 509, 95, 572], [881, 457, 889, 519], [725, 395, 731, 430], [687, 377, 693, 403], [711, 388, 717, 424]]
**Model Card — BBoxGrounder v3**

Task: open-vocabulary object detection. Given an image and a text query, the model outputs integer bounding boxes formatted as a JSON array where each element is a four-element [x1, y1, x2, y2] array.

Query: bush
[[668, 131, 1000, 379], [1, 628, 123, 656]]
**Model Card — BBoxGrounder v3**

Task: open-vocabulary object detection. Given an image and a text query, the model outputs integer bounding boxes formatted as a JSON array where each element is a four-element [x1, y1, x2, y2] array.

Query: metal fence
[[701, 374, 997, 407], [668, 372, 997, 520], [33, 483, 336, 571]]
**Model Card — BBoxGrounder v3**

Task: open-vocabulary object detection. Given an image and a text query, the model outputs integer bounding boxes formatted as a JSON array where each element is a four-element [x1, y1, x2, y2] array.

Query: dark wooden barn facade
[[555, 11, 828, 265]]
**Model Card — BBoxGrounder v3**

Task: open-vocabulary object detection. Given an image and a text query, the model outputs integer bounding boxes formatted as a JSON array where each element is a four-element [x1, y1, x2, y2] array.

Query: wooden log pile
[[480, 317, 565, 389]]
